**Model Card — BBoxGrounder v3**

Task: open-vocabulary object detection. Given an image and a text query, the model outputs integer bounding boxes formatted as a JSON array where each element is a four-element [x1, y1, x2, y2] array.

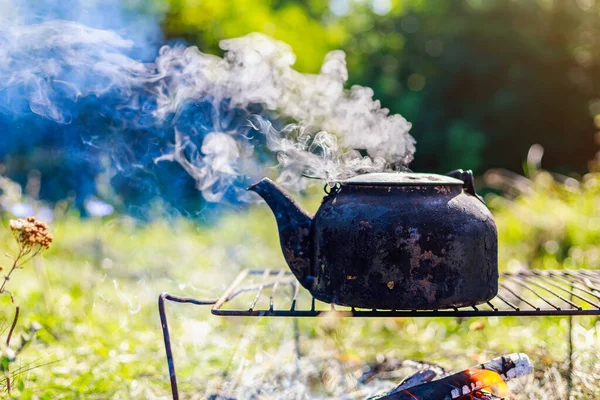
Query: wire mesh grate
[[158, 268, 600, 399], [210, 269, 600, 317]]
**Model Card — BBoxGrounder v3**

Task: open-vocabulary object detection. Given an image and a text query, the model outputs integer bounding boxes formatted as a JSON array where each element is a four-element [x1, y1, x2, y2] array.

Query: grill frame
[[158, 268, 600, 399], [210, 269, 600, 317]]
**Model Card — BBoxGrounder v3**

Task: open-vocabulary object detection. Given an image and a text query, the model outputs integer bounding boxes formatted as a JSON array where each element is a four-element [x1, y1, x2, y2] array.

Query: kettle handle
[[446, 169, 485, 204]]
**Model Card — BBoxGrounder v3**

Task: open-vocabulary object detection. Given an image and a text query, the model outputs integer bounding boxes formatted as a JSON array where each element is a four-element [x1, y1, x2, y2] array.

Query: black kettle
[[248, 170, 498, 310]]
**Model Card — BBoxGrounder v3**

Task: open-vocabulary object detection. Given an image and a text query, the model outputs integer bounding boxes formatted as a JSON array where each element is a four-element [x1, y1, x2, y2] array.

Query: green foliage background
[[163, 0, 600, 174]]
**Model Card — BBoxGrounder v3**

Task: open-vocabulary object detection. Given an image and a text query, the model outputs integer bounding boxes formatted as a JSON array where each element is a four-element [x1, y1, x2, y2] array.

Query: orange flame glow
[[466, 368, 510, 398]]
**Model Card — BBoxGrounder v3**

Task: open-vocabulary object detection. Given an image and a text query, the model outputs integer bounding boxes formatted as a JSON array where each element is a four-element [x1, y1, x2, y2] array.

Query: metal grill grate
[[207, 269, 600, 317], [158, 269, 600, 399]]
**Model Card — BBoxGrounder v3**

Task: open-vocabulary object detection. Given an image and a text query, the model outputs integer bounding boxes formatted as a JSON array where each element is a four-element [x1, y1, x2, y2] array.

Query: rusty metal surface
[[248, 179, 313, 285], [311, 183, 497, 309], [249, 170, 498, 310]]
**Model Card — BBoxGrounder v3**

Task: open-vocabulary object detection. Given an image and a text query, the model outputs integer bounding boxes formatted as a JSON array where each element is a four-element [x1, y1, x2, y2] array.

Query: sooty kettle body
[[248, 170, 498, 310]]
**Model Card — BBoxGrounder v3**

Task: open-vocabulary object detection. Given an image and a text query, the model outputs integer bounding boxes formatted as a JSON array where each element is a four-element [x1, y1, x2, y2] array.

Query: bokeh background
[[3, 0, 600, 214], [2, 0, 600, 399], [166, 0, 600, 175]]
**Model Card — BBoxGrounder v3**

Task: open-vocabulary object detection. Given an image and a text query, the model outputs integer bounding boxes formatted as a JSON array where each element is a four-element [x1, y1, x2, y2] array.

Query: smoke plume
[[0, 0, 416, 210]]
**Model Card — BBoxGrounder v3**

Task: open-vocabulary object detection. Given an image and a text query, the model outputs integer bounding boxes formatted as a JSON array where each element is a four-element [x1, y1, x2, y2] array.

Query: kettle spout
[[248, 178, 313, 287]]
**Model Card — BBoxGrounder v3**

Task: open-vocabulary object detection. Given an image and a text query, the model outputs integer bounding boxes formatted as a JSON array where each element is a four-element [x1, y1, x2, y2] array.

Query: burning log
[[358, 358, 446, 386], [393, 368, 438, 391], [371, 353, 533, 400]]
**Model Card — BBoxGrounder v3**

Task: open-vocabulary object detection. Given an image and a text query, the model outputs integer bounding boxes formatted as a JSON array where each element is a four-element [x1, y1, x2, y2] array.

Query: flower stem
[[7, 306, 19, 347], [5, 305, 19, 396], [1, 247, 24, 397], [0, 248, 23, 296]]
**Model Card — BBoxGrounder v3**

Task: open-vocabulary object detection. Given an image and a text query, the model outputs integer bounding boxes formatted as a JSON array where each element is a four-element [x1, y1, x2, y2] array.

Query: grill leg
[[158, 293, 179, 400], [566, 286, 574, 399], [158, 293, 218, 400]]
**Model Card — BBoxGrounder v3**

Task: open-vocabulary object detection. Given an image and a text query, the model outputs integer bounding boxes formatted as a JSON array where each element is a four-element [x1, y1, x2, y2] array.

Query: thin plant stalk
[[1, 217, 53, 396], [4, 306, 19, 394]]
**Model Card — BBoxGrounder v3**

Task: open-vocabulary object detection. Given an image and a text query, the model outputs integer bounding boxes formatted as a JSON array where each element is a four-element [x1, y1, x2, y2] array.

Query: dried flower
[[9, 216, 53, 251], [2, 218, 52, 395]]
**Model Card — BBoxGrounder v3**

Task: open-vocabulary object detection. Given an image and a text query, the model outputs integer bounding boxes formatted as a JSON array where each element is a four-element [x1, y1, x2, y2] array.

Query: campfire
[[201, 351, 532, 399], [374, 353, 532, 400], [159, 266, 600, 399]]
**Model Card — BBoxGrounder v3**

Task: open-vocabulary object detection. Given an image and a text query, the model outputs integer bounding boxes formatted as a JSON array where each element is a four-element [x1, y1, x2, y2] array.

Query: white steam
[[248, 118, 389, 184], [155, 33, 416, 184], [219, 34, 415, 165], [0, 14, 416, 202], [156, 129, 255, 203], [0, 20, 144, 123]]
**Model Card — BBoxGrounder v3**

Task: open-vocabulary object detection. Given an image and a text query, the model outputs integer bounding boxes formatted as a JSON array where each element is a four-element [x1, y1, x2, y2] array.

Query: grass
[[0, 172, 599, 398]]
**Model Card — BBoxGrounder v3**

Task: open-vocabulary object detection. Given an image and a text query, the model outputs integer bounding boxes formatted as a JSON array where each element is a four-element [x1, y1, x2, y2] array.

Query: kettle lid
[[340, 172, 464, 186]]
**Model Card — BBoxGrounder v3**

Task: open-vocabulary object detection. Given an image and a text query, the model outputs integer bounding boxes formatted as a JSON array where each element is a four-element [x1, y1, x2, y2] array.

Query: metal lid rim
[[340, 181, 464, 186]]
